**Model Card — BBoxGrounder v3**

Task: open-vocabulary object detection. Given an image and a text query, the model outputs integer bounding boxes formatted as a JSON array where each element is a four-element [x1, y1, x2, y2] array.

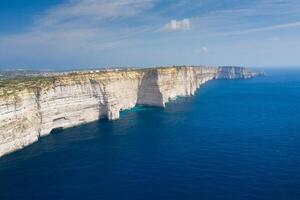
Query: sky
[[0, 0, 300, 69]]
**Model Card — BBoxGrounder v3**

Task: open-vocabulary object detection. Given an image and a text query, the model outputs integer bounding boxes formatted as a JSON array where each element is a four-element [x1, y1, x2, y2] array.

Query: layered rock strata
[[0, 66, 255, 157]]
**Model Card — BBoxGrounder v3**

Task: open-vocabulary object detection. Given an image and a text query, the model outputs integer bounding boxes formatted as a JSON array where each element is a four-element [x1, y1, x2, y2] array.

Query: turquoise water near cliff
[[0, 68, 300, 200]]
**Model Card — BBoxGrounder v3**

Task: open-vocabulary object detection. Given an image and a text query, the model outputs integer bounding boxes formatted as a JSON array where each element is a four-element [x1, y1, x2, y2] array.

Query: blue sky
[[0, 0, 300, 69]]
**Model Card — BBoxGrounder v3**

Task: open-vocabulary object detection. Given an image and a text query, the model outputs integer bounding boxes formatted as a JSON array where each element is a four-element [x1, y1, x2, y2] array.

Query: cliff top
[[0, 65, 243, 98]]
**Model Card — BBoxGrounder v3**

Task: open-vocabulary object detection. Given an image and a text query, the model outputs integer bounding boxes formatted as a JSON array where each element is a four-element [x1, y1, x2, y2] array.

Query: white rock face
[[0, 66, 255, 157], [216, 66, 254, 79]]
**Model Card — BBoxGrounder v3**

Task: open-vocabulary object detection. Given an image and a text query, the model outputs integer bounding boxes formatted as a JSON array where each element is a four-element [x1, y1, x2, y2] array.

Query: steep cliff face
[[0, 66, 255, 157], [216, 66, 254, 79]]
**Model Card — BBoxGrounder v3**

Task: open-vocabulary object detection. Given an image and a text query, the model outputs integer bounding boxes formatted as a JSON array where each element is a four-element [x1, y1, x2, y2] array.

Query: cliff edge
[[0, 66, 256, 157]]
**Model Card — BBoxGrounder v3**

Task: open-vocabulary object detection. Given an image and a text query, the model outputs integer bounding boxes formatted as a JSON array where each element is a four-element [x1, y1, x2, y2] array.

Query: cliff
[[0, 66, 255, 157]]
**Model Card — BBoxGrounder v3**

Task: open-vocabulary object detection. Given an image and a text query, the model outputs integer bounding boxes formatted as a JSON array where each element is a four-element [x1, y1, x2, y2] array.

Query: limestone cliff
[[0, 66, 255, 157]]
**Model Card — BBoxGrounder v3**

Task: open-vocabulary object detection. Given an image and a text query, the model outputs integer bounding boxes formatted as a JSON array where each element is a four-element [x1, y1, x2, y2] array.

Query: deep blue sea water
[[0, 68, 300, 200]]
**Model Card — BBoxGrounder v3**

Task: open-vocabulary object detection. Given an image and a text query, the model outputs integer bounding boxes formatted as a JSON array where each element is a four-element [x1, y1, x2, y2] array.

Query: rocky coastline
[[0, 66, 257, 157]]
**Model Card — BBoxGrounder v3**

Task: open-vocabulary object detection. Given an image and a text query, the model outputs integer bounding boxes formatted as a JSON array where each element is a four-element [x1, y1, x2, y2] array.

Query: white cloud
[[194, 46, 209, 54], [0, 0, 156, 66], [37, 0, 154, 29], [189, 0, 300, 38], [2, 0, 300, 68], [201, 47, 208, 52], [163, 19, 191, 31], [218, 21, 300, 36]]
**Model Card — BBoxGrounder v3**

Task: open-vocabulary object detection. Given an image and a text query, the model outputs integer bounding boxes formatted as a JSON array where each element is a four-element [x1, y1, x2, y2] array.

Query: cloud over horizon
[[0, 0, 157, 67], [0, 0, 300, 68]]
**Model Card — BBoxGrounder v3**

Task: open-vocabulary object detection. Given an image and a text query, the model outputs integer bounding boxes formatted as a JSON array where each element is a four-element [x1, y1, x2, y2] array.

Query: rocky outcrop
[[0, 66, 256, 157]]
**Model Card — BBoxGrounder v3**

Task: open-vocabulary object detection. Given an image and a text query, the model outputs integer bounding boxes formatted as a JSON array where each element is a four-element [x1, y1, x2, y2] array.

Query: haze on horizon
[[0, 0, 300, 70]]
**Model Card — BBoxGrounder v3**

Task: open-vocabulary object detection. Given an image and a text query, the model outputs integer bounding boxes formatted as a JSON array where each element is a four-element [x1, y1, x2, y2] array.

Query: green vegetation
[[0, 66, 196, 99], [0, 76, 56, 98]]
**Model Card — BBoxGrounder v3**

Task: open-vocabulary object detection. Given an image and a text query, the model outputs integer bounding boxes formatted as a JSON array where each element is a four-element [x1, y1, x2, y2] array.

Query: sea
[[0, 68, 299, 200]]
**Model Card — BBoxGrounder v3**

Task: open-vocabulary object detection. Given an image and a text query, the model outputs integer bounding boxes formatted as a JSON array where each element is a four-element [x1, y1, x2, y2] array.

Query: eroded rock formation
[[0, 66, 256, 157]]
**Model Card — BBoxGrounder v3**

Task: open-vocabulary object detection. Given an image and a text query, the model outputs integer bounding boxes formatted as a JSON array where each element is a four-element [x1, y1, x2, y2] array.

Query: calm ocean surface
[[0, 68, 300, 200]]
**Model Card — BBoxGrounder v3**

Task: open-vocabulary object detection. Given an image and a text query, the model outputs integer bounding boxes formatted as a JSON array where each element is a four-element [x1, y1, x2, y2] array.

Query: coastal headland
[[0, 66, 257, 157]]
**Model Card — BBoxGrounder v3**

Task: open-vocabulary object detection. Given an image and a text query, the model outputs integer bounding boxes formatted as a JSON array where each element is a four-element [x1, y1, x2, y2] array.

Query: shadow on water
[[0, 105, 164, 167], [0, 79, 226, 167]]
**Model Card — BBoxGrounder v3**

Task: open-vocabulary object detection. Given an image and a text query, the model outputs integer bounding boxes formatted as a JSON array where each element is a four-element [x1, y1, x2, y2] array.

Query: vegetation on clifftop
[[0, 66, 216, 99], [0, 76, 56, 98]]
